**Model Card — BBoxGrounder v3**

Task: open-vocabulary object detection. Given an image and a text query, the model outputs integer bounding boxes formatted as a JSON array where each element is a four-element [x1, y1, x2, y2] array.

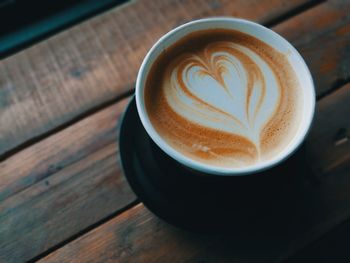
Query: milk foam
[[164, 42, 280, 147], [145, 29, 301, 168]]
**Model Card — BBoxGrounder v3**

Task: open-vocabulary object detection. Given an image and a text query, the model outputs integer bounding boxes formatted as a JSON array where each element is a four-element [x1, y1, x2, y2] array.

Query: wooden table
[[0, 0, 349, 262]]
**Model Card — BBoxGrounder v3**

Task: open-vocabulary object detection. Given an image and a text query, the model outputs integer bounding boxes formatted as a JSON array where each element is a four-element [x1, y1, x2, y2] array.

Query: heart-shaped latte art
[[145, 30, 301, 168], [164, 42, 280, 148]]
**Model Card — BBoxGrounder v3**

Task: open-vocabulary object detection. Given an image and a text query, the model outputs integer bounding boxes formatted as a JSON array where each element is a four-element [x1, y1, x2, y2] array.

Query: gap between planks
[[27, 200, 140, 263], [0, 88, 135, 163]]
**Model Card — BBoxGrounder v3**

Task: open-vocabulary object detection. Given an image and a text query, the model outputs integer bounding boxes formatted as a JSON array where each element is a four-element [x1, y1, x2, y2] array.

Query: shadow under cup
[[120, 97, 315, 232], [136, 17, 315, 176]]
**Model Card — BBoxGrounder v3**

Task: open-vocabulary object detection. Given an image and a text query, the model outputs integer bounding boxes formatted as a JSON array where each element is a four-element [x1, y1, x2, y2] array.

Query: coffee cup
[[136, 17, 315, 176]]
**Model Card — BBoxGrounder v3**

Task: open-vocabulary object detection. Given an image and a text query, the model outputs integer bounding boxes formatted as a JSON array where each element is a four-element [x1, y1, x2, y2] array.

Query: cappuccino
[[144, 29, 302, 168]]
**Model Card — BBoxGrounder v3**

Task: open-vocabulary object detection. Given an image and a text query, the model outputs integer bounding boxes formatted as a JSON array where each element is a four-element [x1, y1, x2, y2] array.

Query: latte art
[[166, 42, 279, 147], [145, 29, 302, 168]]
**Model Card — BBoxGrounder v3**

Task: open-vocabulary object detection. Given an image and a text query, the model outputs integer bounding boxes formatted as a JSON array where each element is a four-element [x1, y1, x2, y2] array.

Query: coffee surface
[[145, 29, 302, 168]]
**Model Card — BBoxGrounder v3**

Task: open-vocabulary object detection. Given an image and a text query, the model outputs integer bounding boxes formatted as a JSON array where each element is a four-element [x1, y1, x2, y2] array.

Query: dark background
[[0, 0, 127, 58]]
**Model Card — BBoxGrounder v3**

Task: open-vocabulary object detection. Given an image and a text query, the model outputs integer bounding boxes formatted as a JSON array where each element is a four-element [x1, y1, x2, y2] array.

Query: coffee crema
[[145, 29, 302, 168]]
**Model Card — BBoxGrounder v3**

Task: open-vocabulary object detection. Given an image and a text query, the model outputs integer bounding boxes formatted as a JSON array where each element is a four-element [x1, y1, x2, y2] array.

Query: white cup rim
[[136, 17, 315, 176]]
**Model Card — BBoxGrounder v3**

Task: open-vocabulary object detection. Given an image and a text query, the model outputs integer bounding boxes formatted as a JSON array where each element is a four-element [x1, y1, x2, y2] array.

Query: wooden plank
[[40, 204, 218, 263], [40, 84, 350, 263], [0, 98, 137, 263], [274, 0, 350, 97], [306, 83, 350, 175], [0, 97, 130, 202], [0, 0, 314, 157]]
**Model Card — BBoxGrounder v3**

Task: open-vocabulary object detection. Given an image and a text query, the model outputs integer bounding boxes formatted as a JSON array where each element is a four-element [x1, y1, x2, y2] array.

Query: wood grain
[[0, 97, 131, 202], [40, 84, 350, 263], [306, 83, 350, 175], [274, 0, 350, 97], [41, 204, 218, 263], [0, 98, 137, 263], [0, 0, 314, 157]]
